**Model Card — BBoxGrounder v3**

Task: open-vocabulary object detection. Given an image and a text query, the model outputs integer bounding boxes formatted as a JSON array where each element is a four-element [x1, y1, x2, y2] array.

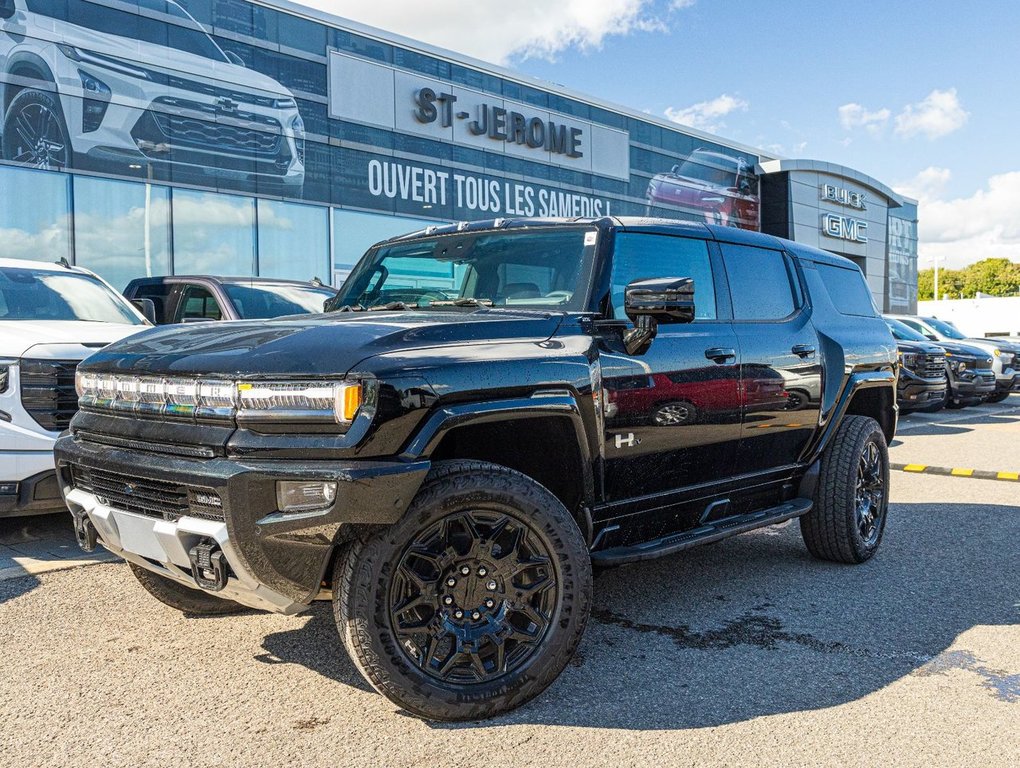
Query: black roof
[[375, 216, 859, 270]]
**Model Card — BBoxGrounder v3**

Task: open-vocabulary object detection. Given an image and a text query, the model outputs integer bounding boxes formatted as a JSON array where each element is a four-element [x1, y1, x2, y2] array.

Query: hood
[[1, 320, 145, 359], [79, 310, 566, 377], [896, 340, 943, 355], [64, 23, 294, 100], [935, 340, 993, 363]]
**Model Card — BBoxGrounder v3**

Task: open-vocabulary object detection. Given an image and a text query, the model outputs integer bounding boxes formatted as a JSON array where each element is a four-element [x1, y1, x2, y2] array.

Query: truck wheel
[[653, 400, 697, 425], [800, 415, 889, 564], [2, 89, 72, 170], [985, 391, 1010, 404], [333, 460, 592, 721], [128, 562, 247, 615]]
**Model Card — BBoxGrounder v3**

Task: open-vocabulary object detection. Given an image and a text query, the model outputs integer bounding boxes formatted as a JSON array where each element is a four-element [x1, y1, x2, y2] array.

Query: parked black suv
[[122, 276, 336, 324], [56, 218, 898, 721]]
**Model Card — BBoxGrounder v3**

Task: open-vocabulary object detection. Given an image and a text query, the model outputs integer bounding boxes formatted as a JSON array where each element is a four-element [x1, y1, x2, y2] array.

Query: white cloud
[[296, 0, 679, 64], [664, 94, 748, 132], [894, 88, 968, 139], [837, 103, 890, 134], [899, 170, 1020, 269]]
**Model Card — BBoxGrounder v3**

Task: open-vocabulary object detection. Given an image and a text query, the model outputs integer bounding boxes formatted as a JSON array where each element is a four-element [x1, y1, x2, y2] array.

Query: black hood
[[933, 340, 993, 363], [80, 310, 565, 377], [896, 340, 943, 355]]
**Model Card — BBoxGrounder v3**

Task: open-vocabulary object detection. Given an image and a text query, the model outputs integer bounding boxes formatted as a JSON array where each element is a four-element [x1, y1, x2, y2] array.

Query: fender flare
[[2, 51, 57, 111], [802, 369, 897, 465], [399, 391, 597, 512]]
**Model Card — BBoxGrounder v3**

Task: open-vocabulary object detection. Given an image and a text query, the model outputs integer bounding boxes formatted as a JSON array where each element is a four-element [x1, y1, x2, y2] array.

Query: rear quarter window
[[814, 262, 878, 317]]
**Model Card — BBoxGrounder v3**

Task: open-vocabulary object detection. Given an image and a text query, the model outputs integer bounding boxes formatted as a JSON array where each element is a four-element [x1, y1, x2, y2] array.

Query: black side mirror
[[621, 277, 695, 355], [0, 0, 16, 20], [131, 298, 157, 324]]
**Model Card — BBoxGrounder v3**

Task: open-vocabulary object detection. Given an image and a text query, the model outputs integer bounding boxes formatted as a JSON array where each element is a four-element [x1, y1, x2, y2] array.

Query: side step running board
[[590, 498, 813, 566]]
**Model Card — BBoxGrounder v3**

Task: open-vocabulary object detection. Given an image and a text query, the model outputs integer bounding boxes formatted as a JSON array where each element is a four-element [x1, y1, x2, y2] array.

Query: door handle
[[792, 344, 816, 358], [705, 347, 736, 364]]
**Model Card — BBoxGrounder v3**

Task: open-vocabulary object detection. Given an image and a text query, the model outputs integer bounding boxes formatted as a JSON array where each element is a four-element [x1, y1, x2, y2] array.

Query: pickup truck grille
[[908, 353, 947, 380], [70, 465, 223, 522], [19, 359, 79, 431]]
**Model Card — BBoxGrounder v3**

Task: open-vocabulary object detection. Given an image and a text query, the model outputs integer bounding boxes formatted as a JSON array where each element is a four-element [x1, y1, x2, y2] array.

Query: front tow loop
[[72, 510, 98, 552], [188, 539, 229, 591]]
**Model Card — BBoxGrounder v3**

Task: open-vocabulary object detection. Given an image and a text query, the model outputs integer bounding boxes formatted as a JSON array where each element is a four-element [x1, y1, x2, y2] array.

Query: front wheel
[[333, 460, 592, 721], [800, 415, 889, 564], [2, 89, 72, 170], [985, 391, 1010, 404]]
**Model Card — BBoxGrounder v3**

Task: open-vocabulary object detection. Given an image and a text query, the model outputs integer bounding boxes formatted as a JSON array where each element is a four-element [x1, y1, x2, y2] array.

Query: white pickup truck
[[0, 258, 147, 516]]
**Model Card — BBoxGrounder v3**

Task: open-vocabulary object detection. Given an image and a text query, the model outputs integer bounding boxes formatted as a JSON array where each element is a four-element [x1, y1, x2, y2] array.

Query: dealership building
[[0, 0, 918, 311]]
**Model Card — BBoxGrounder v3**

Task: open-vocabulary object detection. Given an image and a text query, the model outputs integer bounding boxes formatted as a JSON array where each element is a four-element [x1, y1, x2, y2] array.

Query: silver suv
[[0, 0, 304, 192]]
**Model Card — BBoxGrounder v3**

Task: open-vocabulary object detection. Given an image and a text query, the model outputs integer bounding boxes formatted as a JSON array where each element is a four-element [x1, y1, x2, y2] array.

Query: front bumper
[[948, 370, 996, 403], [0, 469, 65, 518], [897, 370, 947, 411], [54, 435, 430, 610]]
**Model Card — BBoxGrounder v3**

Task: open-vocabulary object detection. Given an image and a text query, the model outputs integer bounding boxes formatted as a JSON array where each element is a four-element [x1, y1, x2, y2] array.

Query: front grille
[[978, 371, 995, 385], [908, 353, 947, 380], [70, 465, 223, 522], [142, 97, 282, 156], [19, 359, 79, 431]]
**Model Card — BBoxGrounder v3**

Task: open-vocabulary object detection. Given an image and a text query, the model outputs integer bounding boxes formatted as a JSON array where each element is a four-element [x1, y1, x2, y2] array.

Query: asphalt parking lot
[[1, 401, 1018, 768]]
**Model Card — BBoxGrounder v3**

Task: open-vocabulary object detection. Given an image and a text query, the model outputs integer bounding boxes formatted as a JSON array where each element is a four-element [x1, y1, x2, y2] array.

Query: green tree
[[918, 258, 1020, 300]]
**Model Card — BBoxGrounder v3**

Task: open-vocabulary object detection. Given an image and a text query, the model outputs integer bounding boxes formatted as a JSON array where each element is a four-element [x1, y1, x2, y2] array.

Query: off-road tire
[[333, 460, 592, 721], [800, 415, 889, 564], [128, 562, 247, 615]]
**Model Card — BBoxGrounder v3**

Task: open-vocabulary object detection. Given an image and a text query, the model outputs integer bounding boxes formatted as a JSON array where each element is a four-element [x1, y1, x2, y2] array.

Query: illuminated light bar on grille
[[75, 371, 362, 425]]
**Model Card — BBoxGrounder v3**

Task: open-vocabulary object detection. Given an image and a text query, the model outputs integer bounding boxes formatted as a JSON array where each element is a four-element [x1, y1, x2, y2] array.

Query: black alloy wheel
[[2, 89, 72, 170], [855, 441, 886, 546], [388, 510, 557, 684], [334, 460, 591, 721]]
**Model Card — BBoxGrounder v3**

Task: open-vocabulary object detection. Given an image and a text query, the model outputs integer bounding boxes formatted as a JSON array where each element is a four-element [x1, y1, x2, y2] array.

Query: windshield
[[222, 283, 336, 319], [673, 156, 736, 187], [0, 266, 144, 324], [885, 318, 929, 342], [333, 227, 598, 311], [922, 316, 966, 340]]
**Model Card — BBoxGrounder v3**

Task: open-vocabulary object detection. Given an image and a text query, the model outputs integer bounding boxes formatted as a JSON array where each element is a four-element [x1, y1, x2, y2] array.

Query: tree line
[[917, 258, 1020, 300]]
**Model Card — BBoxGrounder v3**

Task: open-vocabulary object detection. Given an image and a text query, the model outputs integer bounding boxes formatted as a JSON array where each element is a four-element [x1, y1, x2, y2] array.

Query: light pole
[[925, 254, 944, 301]]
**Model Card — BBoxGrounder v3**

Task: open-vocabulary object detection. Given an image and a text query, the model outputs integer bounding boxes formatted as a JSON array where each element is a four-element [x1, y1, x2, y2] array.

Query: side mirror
[[131, 298, 157, 324], [224, 50, 246, 67], [621, 277, 695, 355]]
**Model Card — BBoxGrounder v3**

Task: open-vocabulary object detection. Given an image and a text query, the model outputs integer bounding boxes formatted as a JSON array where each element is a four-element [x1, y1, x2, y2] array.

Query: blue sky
[[312, 0, 1017, 268]]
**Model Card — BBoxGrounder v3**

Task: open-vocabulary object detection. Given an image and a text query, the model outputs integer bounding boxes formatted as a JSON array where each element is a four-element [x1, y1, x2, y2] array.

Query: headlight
[[237, 381, 361, 424], [956, 361, 968, 372], [900, 352, 920, 369], [76, 372, 363, 426], [0, 359, 15, 394]]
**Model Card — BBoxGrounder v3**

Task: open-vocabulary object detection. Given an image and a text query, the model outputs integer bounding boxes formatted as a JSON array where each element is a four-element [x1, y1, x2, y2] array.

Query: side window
[[176, 285, 222, 321], [814, 262, 877, 317], [721, 243, 796, 321], [131, 283, 173, 324], [609, 233, 716, 320]]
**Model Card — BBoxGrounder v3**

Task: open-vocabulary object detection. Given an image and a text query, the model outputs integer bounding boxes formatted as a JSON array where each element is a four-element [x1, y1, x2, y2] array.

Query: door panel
[[720, 243, 822, 470], [600, 232, 742, 504]]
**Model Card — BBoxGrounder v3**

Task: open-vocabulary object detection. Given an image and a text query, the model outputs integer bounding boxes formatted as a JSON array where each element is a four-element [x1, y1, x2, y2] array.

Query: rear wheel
[[800, 415, 889, 564], [334, 460, 591, 721], [128, 563, 247, 615], [2, 89, 72, 170]]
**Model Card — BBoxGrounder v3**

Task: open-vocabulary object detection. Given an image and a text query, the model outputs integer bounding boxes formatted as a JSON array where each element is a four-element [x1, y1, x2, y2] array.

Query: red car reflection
[[645, 148, 760, 230], [605, 367, 786, 426]]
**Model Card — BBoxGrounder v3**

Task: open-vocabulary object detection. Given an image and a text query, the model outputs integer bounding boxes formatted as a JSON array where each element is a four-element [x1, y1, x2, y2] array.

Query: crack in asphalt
[[591, 609, 932, 663]]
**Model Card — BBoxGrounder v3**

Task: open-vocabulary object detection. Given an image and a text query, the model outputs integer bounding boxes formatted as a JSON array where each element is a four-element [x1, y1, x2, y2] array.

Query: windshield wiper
[[424, 298, 494, 308], [367, 301, 416, 311]]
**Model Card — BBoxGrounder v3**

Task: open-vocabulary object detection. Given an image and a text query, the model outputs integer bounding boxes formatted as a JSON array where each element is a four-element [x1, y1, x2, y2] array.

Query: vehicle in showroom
[[123, 275, 336, 324], [0, 0, 304, 192], [57, 217, 897, 721], [883, 318, 948, 413], [0, 257, 147, 517], [887, 314, 1017, 403], [645, 148, 759, 230]]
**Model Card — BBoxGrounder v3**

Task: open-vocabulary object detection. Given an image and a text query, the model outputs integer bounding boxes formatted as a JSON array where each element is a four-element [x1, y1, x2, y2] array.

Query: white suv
[[0, 258, 147, 517], [0, 0, 304, 192]]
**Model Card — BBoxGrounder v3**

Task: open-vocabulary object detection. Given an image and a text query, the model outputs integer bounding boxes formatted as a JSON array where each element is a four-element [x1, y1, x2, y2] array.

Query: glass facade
[[0, 0, 913, 305]]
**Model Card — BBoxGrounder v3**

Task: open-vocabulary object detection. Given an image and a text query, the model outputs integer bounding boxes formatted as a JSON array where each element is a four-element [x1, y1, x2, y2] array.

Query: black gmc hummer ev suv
[[56, 217, 898, 721]]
